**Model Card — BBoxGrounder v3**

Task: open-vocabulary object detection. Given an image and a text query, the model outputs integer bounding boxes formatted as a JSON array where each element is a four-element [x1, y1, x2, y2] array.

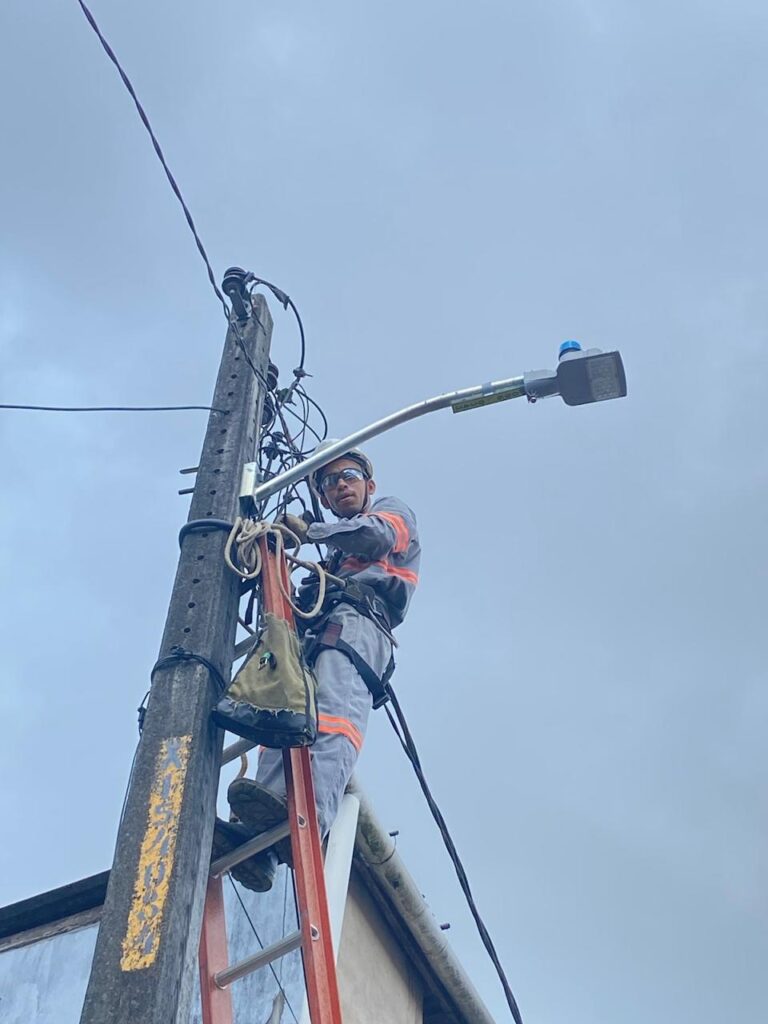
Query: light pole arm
[[242, 375, 526, 507], [242, 344, 627, 509]]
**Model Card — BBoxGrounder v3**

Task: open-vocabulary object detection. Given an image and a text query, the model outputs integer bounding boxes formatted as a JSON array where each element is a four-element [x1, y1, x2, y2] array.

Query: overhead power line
[[73, 0, 272, 391], [74, 0, 228, 320], [74, 1, 323, 405], [0, 403, 222, 413]]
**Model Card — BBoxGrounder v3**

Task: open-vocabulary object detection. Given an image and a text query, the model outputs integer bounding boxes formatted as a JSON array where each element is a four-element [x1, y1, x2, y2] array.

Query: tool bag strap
[[304, 621, 394, 710]]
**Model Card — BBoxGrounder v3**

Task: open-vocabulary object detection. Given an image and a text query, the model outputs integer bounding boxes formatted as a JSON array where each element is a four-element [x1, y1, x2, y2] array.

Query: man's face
[[318, 457, 375, 518]]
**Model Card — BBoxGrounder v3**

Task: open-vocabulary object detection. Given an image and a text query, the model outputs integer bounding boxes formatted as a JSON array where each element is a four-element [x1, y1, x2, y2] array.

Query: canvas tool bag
[[212, 612, 317, 747]]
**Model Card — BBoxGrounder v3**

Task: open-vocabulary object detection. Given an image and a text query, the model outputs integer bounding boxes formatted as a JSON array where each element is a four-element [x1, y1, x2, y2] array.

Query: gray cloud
[[1, 1, 765, 1020]]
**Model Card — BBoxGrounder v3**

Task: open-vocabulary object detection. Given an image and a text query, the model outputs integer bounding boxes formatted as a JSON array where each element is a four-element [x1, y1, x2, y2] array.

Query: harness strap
[[305, 622, 394, 710]]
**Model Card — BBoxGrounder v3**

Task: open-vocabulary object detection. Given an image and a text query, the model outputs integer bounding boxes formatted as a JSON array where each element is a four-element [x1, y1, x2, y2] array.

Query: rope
[[224, 517, 345, 620], [228, 752, 250, 820]]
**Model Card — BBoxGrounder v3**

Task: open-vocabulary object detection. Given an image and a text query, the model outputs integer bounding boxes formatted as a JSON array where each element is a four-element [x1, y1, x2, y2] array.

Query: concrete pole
[[79, 295, 273, 1024]]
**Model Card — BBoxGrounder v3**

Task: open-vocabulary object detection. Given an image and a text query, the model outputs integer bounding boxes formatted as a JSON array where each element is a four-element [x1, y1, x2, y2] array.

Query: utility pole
[[80, 290, 273, 1024]]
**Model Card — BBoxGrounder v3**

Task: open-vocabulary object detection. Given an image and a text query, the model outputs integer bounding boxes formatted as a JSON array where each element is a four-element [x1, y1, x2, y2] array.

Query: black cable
[[251, 358, 328, 550], [290, 390, 314, 452], [227, 875, 300, 1024], [280, 400, 323, 449], [247, 277, 306, 371], [150, 646, 228, 694], [0, 403, 221, 413], [73, 0, 270, 393], [277, 398, 308, 454], [385, 687, 525, 1024], [116, 740, 141, 832], [295, 387, 329, 441], [75, 1, 226, 317], [276, 401, 318, 458]]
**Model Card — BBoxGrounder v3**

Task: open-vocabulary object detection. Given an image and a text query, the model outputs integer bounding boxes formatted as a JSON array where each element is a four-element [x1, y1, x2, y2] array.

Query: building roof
[[0, 783, 495, 1024]]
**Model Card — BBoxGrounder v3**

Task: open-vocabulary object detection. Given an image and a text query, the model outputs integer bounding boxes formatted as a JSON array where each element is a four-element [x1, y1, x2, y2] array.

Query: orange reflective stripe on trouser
[[317, 713, 363, 752], [370, 511, 410, 553]]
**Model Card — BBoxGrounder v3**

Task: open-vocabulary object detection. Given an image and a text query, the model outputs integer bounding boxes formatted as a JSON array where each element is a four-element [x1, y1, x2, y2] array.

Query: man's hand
[[276, 511, 314, 548]]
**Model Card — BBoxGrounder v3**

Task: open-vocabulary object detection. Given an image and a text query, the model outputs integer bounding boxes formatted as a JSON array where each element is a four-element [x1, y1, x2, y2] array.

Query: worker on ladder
[[215, 443, 421, 891]]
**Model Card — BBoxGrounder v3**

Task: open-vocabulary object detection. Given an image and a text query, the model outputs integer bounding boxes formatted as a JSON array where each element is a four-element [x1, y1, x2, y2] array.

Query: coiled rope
[[224, 517, 344, 620]]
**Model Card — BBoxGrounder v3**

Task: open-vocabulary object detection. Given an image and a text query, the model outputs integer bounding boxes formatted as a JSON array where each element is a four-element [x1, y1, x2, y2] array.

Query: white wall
[[337, 873, 423, 1024]]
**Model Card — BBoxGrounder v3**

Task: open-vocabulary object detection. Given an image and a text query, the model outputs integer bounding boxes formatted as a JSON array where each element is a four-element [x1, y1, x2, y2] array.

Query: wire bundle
[[244, 281, 330, 525]]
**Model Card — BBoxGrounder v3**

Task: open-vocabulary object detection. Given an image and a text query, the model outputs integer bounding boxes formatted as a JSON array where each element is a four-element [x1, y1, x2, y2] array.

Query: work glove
[[276, 511, 314, 549]]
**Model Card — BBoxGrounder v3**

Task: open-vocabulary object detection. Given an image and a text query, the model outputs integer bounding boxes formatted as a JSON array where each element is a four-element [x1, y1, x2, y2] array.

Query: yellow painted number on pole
[[120, 735, 192, 971]]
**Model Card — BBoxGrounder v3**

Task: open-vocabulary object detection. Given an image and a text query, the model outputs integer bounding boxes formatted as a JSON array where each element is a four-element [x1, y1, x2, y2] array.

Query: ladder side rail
[[298, 793, 360, 1024], [198, 876, 234, 1024], [259, 536, 344, 1024]]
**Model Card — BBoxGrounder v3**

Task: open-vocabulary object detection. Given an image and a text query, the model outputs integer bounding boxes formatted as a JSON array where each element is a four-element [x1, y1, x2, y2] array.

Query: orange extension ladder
[[198, 536, 343, 1024]]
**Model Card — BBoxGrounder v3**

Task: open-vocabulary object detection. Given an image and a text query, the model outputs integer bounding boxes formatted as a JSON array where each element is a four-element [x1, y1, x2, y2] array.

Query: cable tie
[[178, 518, 234, 547], [151, 645, 228, 694], [137, 690, 150, 735]]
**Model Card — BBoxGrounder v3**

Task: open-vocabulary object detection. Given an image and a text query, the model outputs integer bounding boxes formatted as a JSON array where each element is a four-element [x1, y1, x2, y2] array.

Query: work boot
[[227, 778, 292, 866], [211, 818, 277, 893]]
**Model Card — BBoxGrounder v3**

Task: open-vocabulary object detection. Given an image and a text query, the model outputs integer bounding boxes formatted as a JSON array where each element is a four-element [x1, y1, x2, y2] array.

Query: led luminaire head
[[556, 348, 627, 406], [522, 344, 627, 405]]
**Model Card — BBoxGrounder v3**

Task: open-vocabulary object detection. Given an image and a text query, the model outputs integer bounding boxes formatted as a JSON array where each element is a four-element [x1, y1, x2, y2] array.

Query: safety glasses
[[319, 467, 366, 493]]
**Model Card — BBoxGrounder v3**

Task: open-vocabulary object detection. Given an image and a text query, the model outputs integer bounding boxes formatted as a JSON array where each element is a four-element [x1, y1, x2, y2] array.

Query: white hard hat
[[309, 440, 374, 494]]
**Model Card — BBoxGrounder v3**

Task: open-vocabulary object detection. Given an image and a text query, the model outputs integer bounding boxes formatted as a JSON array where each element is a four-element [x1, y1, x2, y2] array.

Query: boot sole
[[228, 779, 289, 831], [211, 819, 275, 893]]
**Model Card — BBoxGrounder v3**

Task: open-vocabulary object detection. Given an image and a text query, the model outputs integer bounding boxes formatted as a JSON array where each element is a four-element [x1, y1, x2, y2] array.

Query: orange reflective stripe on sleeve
[[341, 556, 419, 585], [371, 511, 410, 554], [318, 713, 363, 751], [381, 563, 418, 583]]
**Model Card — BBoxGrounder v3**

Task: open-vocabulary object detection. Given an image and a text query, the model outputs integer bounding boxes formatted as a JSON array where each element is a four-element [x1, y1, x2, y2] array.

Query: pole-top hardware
[[222, 266, 252, 321]]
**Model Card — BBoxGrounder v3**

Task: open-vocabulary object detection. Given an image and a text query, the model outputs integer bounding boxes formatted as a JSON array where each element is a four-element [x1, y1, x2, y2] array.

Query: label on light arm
[[451, 386, 524, 414]]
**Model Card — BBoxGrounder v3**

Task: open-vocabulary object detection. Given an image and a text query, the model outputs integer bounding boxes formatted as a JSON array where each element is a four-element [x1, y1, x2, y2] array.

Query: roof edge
[[347, 777, 496, 1024], [0, 871, 109, 941]]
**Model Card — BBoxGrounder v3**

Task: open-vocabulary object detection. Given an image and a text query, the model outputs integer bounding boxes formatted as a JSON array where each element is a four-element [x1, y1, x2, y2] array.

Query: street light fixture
[[523, 340, 627, 406], [240, 342, 627, 509]]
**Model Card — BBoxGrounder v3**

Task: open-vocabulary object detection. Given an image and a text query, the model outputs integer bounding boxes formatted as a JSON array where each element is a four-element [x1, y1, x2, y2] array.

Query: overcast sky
[[1, 2, 766, 1022]]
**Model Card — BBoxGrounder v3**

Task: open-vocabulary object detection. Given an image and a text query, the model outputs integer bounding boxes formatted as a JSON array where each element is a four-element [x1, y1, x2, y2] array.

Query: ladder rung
[[210, 822, 291, 877], [221, 736, 256, 766], [234, 635, 254, 660], [215, 929, 302, 988]]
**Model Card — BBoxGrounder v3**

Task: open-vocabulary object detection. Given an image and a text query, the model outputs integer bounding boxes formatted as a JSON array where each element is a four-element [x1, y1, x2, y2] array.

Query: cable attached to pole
[[75, 0, 226, 317], [73, 0, 271, 391], [385, 687, 525, 1024], [0, 403, 222, 413]]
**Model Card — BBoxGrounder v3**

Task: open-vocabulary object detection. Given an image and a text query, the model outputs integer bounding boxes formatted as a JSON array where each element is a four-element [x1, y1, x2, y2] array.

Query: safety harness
[[301, 579, 395, 709]]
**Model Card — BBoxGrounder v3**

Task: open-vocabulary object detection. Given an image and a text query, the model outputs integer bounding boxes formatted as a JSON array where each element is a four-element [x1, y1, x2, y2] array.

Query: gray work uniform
[[255, 496, 420, 836]]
